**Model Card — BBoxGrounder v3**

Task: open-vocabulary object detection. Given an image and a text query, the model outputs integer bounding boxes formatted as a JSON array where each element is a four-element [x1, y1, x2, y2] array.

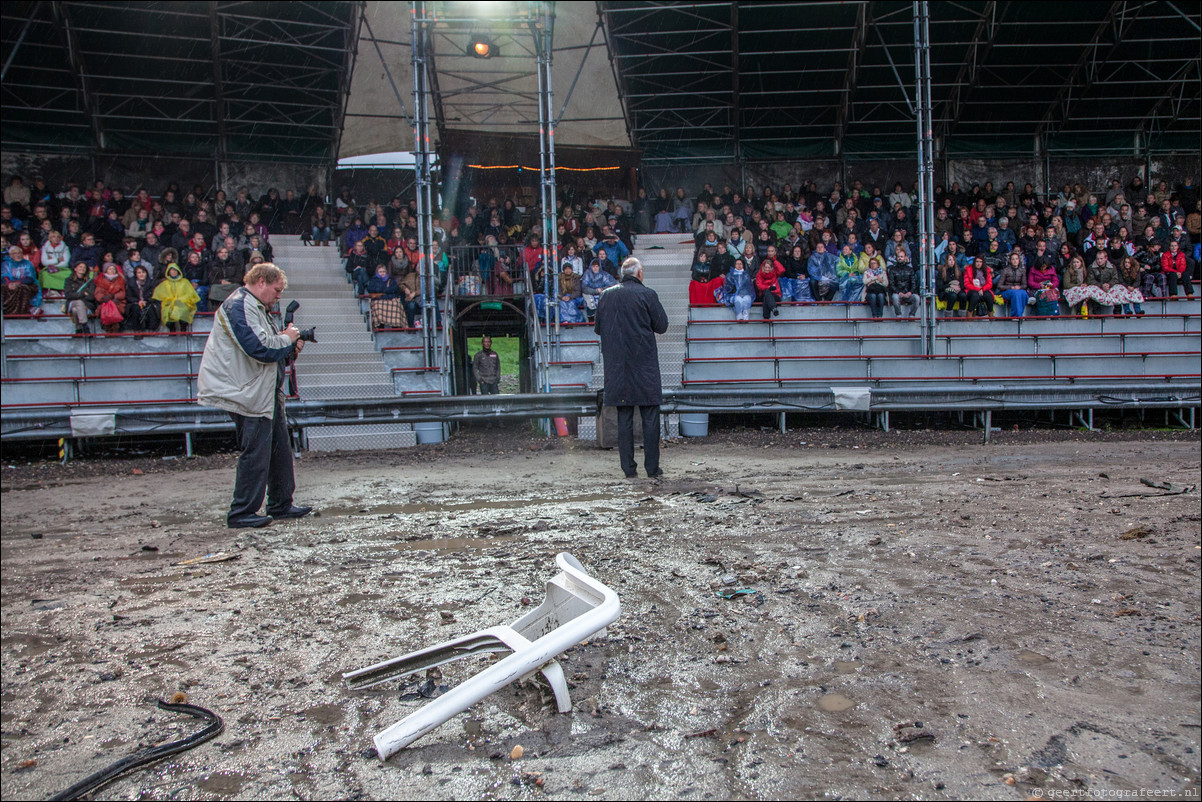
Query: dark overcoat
[[594, 275, 669, 406]]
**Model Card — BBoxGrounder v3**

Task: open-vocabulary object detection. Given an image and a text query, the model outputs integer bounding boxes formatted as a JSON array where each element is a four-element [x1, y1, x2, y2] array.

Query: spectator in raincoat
[[154, 262, 200, 331]]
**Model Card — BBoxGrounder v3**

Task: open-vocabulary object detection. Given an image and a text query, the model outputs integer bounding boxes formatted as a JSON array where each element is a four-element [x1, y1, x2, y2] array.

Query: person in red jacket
[[964, 256, 995, 318], [93, 261, 127, 334], [754, 258, 784, 319], [1160, 239, 1194, 298]]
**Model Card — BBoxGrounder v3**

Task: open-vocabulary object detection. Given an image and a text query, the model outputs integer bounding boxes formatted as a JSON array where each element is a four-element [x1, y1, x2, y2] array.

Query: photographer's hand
[[293, 339, 305, 356], [284, 324, 300, 343]]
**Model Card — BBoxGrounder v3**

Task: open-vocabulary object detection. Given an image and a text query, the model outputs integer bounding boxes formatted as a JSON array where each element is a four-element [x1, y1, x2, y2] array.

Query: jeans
[[1001, 288, 1029, 317], [403, 298, 421, 327], [617, 405, 660, 477], [479, 381, 499, 395], [892, 292, 918, 317], [351, 267, 369, 296], [312, 226, 331, 242], [192, 282, 209, 313], [228, 392, 295, 523], [864, 284, 889, 317]]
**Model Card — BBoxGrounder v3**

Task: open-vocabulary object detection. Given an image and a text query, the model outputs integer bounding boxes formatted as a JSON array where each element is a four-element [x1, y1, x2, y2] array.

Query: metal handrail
[[5, 383, 1196, 443]]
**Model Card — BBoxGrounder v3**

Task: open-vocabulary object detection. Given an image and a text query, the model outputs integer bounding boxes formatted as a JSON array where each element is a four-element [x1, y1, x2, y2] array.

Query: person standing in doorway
[[473, 335, 501, 395], [594, 257, 669, 479]]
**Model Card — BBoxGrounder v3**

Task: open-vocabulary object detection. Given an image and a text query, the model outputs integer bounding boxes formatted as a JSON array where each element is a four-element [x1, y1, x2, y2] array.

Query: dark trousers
[[759, 288, 780, 319], [941, 289, 967, 311], [1167, 264, 1195, 297], [617, 405, 660, 478], [478, 381, 499, 395], [228, 393, 295, 522], [810, 279, 837, 301]]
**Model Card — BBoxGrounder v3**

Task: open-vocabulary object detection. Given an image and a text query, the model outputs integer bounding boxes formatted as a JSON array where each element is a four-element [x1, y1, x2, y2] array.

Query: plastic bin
[[414, 421, 445, 444], [679, 413, 709, 437]]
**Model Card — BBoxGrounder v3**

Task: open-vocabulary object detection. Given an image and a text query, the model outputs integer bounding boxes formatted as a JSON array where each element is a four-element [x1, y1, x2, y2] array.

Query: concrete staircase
[[576, 233, 695, 440], [635, 233, 695, 391], [271, 236, 415, 450]]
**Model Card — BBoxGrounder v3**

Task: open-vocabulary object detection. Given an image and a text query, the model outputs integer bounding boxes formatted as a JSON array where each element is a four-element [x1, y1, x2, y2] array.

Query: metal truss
[[2, 0, 356, 163], [597, 0, 1200, 165]]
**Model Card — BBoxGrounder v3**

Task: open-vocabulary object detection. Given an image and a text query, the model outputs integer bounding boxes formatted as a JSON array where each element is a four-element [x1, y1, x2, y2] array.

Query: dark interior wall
[[1, 151, 329, 201], [221, 162, 327, 201], [331, 168, 416, 208], [641, 160, 943, 199], [641, 156, 1200, 200]]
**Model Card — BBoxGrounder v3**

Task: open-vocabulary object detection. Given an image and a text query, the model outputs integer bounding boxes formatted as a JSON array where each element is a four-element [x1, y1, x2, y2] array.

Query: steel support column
[[535, 1, 560, 381], [412, 2, 439, 386], [913, 1, 937, 356]]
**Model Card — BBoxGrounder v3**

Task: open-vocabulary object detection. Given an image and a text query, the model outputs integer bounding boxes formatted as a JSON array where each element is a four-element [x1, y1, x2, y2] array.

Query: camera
[[283, 300, 318, 343]]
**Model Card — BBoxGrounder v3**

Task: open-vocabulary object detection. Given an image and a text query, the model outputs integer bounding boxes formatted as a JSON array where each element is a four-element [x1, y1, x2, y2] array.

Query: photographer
[[198, 263, 312, 528]]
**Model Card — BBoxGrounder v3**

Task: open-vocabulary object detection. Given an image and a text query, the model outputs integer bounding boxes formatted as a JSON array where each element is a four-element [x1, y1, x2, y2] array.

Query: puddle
[[196, 770, 246, 796], [119, 573, 185, 586], [325, 492, 615, 517], [0, 632, 59, 657], [1016, 650, 1053, 665], [338, 593, 383, 607], [817, 693, 855, 712], [368, 535, 517, 553], [833, 661, 860, 674], [303, 703, 344, 726]]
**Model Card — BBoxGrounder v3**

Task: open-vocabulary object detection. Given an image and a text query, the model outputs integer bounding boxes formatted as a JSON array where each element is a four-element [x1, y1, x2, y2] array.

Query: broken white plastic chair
[[343, 552, 620, 760]]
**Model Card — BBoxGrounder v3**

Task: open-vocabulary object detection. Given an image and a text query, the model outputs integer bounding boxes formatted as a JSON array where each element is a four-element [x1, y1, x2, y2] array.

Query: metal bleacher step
[[267, 234, 410, 451]]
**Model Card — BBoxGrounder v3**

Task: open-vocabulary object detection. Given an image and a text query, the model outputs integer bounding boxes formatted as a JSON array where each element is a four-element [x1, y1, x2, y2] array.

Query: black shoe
[[647, 469, 664, 479], [228, 514, 273, 529], [267, 505, 312, 520], [624, 472, 638, 479]]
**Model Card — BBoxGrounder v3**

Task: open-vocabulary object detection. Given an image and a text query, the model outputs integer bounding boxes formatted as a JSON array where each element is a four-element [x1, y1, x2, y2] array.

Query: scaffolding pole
[[412, 1, 439, 386], [913, 1, 937, 356], [535, 0, 559, 386]]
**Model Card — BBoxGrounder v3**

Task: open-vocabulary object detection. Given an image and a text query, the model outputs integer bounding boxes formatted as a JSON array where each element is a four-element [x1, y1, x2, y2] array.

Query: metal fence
[[446, 244, 529, 297]]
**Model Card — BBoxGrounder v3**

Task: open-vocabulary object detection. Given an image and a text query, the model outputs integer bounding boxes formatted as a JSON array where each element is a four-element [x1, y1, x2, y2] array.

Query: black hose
[[49, 700, 223, 802]]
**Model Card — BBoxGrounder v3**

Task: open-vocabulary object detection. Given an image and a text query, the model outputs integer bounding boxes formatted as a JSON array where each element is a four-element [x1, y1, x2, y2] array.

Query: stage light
[[467, 36, 496, 58]]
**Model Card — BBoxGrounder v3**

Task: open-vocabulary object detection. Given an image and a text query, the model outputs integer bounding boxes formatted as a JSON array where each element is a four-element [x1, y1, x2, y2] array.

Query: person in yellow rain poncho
[[153, 263, 200, 331]]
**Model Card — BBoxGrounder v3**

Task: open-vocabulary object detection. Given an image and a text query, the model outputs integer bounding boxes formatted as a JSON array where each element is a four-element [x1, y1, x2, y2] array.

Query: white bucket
[[679, 413, 709, 437], [414, 421, 445, 444]]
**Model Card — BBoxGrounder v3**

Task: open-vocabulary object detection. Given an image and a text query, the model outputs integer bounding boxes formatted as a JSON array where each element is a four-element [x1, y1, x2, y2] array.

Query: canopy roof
[[598, 0, 1201, 163], [3, 1, 1198, 168], [339, 0, 629, 159]]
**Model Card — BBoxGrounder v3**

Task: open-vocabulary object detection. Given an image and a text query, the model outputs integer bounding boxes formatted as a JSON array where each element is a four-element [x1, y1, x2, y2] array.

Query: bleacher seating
[[682, 297, 1202, 389], [0, 311, 303, 411]]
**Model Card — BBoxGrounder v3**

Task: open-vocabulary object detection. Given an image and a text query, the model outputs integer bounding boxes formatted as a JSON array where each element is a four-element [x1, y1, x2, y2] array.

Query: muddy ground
[[2, 427, 1200, 801]]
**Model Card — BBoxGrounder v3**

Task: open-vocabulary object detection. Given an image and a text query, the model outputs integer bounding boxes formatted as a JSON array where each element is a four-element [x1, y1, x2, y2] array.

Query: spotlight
[[467, 36, 496, 59]]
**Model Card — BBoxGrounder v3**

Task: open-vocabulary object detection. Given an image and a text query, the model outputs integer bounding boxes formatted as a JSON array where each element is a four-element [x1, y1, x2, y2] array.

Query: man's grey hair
[[620, 257, 642, 278]]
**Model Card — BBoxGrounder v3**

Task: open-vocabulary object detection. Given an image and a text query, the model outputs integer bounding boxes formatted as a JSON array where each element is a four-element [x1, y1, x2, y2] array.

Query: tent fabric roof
[[338, 1, 630, 160], [598, 0, 1201, 164]]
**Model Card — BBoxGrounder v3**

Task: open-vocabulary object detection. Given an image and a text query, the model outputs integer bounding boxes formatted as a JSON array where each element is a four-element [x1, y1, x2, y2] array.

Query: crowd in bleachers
[[667, 176, 1200, 321], [0, 175, 324, 334], [338, 189, 638, 327], [7, 172, 1198, 337]]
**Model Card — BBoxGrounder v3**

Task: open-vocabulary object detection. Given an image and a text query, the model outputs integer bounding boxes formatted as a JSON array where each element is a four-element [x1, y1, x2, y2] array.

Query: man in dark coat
[[594, 257, 670, 479]]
